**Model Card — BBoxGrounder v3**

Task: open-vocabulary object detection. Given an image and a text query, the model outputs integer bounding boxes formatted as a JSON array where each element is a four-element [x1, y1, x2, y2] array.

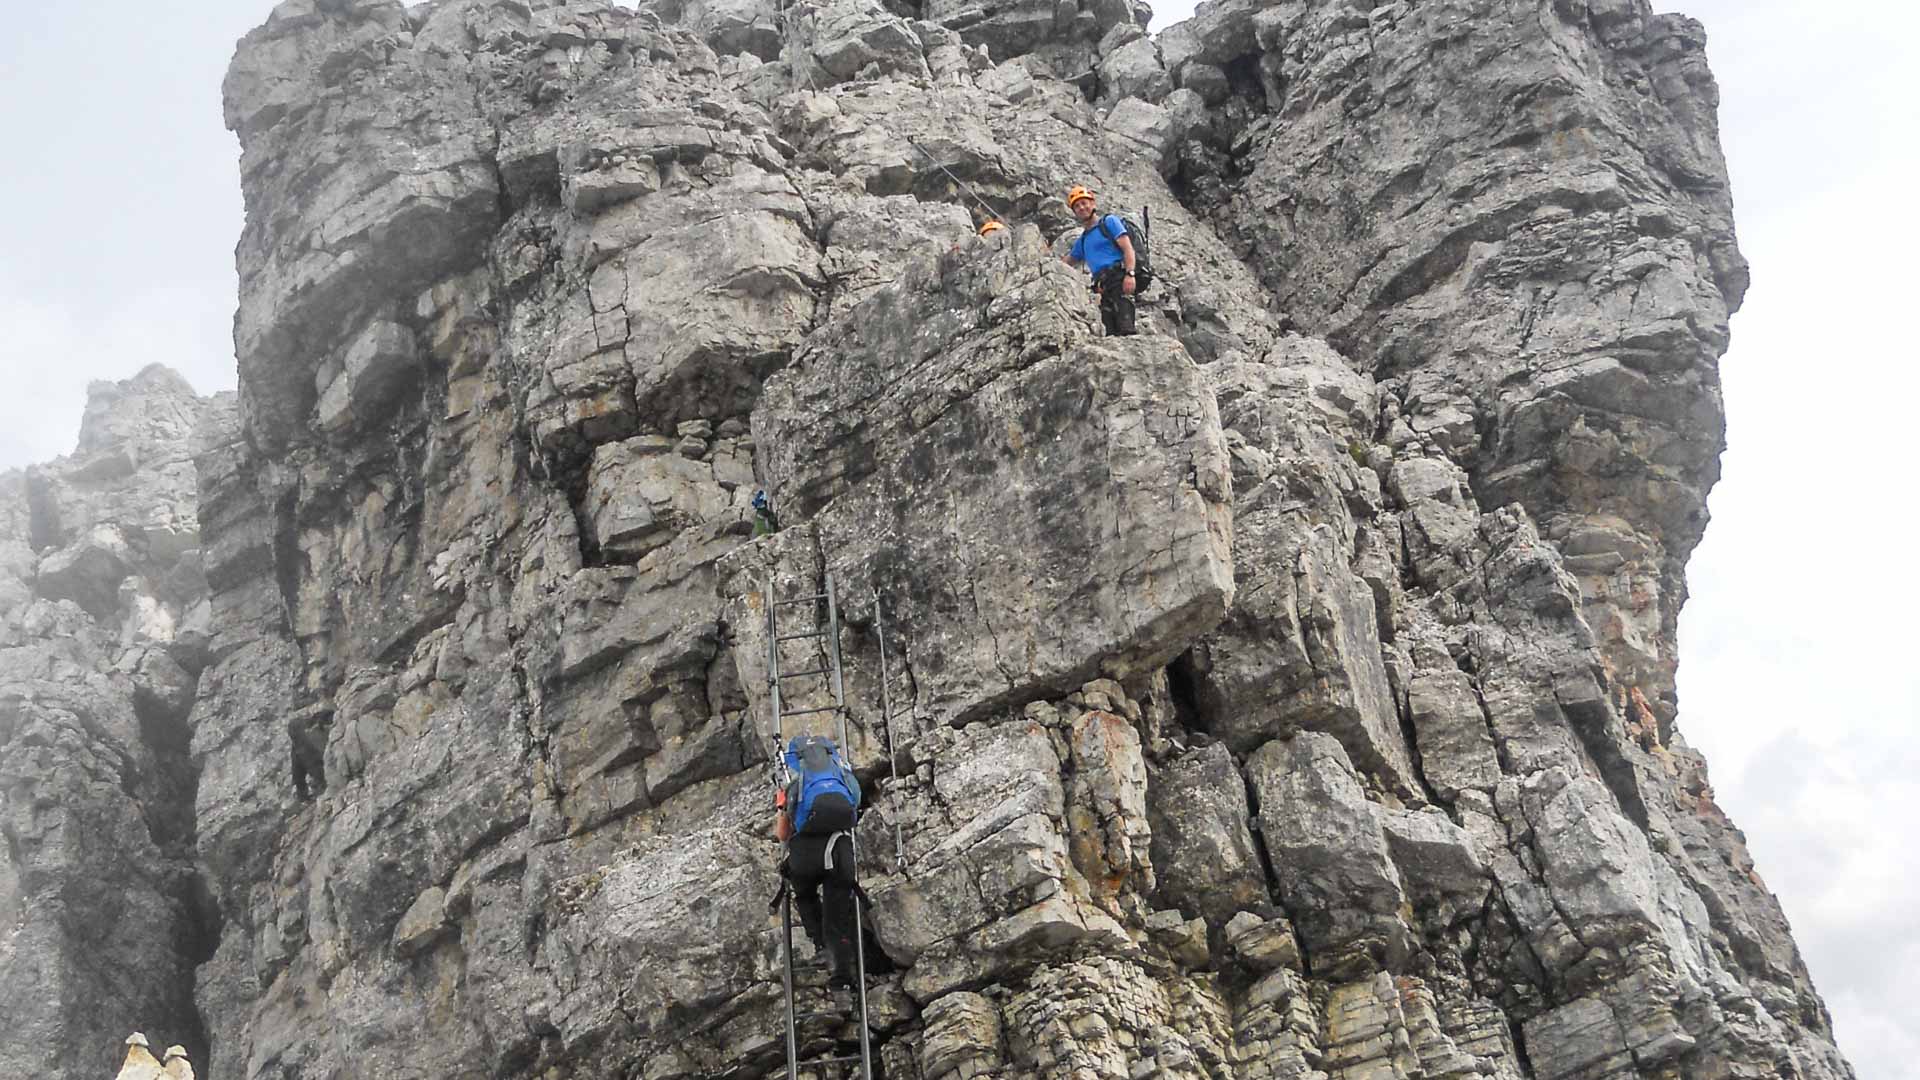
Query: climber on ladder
[[760, 571, 910, 1079], [773, 734, 863, 989]]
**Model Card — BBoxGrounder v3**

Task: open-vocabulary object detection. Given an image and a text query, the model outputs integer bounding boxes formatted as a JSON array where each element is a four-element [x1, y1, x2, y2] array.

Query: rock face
[[0, 367, 218, 1079], [0, 1, 1855, 1079], [1174, 0, 1741, 728]]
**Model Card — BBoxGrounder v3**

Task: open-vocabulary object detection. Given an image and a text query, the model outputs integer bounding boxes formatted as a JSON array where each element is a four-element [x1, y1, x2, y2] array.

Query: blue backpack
[[784, 735, 861, 835]]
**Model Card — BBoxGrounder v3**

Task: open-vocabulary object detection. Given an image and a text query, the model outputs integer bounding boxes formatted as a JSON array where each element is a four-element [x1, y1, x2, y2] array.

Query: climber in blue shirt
[[1061, 184, 1138, 336]]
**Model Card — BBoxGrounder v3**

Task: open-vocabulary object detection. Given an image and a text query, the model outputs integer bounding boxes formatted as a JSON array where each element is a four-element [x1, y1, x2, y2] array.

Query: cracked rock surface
[[0, 366, 218, 1079], [0, 0, 1855, 1078]]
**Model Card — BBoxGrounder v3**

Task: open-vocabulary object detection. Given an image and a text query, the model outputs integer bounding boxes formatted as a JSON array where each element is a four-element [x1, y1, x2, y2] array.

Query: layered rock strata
[[0, 0, 1855, 1079], [1167, 0, 1742, 724], [0, 366, 218, 1078]]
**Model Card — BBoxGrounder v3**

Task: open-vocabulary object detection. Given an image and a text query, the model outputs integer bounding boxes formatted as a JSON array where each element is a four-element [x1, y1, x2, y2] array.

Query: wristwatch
[[1124, 271, 1135, 278]]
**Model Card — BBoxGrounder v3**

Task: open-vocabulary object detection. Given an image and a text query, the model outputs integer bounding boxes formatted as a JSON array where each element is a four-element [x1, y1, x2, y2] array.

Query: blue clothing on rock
[[1070, 214, 1129, 275]]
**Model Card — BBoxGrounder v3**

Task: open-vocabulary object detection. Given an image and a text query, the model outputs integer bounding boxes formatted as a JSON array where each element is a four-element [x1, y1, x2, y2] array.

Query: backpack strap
[[822, 830, 852, 871], [1097, 214, 1121, 245]]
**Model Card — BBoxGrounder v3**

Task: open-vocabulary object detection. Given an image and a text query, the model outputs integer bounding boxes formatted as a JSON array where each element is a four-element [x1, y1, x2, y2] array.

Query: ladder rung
[[777, 593, 829, 606], [776, 630, 828, 642], [780, 667, 832, 679], [792, 1009, 845, 1021], [781, 705, 841, 718], [799, 1054, 864, 1066]]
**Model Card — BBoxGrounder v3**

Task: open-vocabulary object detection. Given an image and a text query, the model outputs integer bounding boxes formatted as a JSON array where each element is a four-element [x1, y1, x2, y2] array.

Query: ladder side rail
[[821, 574, 872, 1079], [871, 586, 907, 872], [782, 891, 800, 1080], [825, 573, 873, 1078], [851, 836, 874, 1080], [769, 572, 800, 1080], [825, 572, 849, 736], [767, 572, 787, 760]]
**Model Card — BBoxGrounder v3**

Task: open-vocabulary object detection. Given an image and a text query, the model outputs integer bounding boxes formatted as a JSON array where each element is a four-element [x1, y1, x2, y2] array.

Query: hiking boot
[[827, 967, 857, 991]]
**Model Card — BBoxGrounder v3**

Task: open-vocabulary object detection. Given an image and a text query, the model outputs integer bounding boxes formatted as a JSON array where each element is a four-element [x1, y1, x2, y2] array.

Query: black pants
[[787, 831, 858, 976], [1094, 265, 1137, 337]]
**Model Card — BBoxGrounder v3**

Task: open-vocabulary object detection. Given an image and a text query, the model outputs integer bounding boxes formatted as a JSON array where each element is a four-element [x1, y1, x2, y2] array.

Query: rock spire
[[0, 0, 1855, 1078]]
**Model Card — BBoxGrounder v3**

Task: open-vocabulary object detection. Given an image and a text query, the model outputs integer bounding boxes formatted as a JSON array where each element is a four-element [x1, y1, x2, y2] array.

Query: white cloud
[[0, 0, 254, 471], [1676, 4, 1920, 1077], [0, 297, 87, 468], [1725, 729, 1920, 1073], [0, 285, 235, 469], [1149, 0, 1200, 29]]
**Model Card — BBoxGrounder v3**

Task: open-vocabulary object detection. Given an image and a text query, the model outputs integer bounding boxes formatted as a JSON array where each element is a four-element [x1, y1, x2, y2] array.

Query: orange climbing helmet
[[1066, 185, 1096, 208], [979, 220, 1008, 236]]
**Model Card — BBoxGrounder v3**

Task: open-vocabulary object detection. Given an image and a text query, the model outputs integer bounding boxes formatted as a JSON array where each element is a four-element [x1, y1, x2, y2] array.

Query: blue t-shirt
[[1070, 214, 1128, 276]]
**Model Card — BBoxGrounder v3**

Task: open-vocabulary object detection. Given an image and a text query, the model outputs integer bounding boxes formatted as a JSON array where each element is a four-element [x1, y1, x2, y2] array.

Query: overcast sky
[[1658, 4, 1920, 1076], [1, 2, 1912, 1076]]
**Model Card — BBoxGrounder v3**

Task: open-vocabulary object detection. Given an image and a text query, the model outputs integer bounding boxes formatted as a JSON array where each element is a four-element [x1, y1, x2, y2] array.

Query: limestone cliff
[[0, 367, 219, 1077], [0, 0, 1855, 1078]]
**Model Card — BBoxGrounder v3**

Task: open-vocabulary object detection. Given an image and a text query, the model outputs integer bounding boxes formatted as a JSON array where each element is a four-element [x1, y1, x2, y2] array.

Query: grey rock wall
[[1172, 0, 1743, 725], [0, 0, 1855, 1078], [0, 366, 218, 1079]]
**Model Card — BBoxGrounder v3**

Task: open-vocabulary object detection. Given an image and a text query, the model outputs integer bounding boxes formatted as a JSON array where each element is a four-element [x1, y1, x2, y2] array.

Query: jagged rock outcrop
[[1169, 0, 1742, 726], [0, 0, 1856, 1078], [0, 367, 218, 1079]]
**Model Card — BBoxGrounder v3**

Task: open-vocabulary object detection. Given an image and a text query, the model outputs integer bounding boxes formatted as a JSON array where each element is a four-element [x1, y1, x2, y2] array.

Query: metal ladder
[[869, 584, 909, 875], [766, 571, 874, 1080]]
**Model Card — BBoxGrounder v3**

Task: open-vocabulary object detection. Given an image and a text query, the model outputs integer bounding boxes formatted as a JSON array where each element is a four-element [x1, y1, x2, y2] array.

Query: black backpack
[[1095, 208, 1154, 292]]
